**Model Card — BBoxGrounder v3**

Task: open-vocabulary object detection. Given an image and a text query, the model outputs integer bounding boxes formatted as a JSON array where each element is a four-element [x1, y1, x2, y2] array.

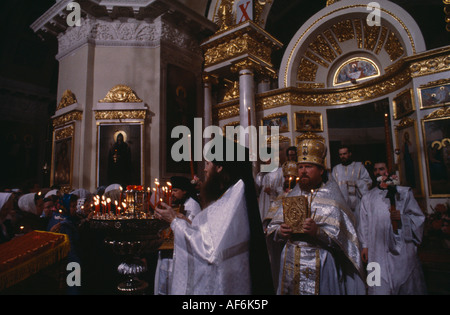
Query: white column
[[239, 67, 256, 147], [203, 76, 213, 129], [257, 77, 271, 93]]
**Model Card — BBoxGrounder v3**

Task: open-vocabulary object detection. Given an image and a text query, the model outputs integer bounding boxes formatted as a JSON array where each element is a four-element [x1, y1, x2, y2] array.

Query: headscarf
[[45, 189, 59, 199], [71, 188, 92, 200], [105, 184, 121, 194], [71, 189, 93, 212], [18, 193, 38, 215], [0, 193, 13, 212]]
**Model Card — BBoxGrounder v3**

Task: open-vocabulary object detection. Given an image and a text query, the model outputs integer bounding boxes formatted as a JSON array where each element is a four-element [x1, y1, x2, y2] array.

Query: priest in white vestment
[[258, 160, 283, 221], [331, 145, 372, 226], [267, 137, 366, 295], [154, 176, 201, 295], [358, 161, 426, 295], [263, 161, 298, 292], [155, 138, 274, 295]]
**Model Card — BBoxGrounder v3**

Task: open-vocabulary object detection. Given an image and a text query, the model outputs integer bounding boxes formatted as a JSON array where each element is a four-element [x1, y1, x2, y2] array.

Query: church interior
[[0, 0, 449, 295]]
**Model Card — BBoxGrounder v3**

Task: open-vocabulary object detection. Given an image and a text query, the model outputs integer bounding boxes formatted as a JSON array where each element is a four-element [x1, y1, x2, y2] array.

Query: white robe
[[267, 180, 366, 295], [154, 197, 201, 295], [331, 161, 372, 225], [258, 167, 283, 221], [358, 186, 426, 295], [170, 180, 252, 295]]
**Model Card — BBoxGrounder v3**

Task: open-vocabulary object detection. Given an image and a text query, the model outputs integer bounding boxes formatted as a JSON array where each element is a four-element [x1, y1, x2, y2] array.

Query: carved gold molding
[[57, 90, 77, 110], [53, 111, 82, 127], [419, 77, 450, 89], [215, 47, 450, 121], [409, 53, 450, 78], [396, 117, 415, 130], [267, 135, 291, 144], [423, 107, 450, 120], [296, 132, 325, 143], [204, 33, 272, 68], [99, 85, 143, 103], [202, 21, 281, 76], [214, 62, 411, 121], [326, 0, 341, 6], [55, 124, 74, 141], [223, 81, 240, 101], [94, 110, 147, 120]]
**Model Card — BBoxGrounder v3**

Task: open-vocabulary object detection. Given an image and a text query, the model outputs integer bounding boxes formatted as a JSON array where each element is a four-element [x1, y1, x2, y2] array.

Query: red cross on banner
[[236, 0, 253, 23]]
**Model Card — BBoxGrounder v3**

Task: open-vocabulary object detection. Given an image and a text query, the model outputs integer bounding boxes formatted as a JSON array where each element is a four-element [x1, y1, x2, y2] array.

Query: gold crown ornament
[[297, 137, 327, 168], [282, 161, 298, 177]]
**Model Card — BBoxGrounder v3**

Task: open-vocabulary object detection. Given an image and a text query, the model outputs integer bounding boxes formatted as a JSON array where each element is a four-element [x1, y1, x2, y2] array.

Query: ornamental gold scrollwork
[[55, 124, 74, 141], [53, 111, 83, 127], [94, 110, 147, 120], [396, 117, 415, 130], [204, 34, 272, 68], [99, 85, 143, 103], [215, 0, 235, 32], [223, 81, 240, 101], [296, 133, 325, 144], [267, 135, 291, 144], [57, 90, 77, 110], [326, 0, 341, 6], [409, 53, 450, 77], [431, 138, 450, 150], [423, 107, 450, 120]]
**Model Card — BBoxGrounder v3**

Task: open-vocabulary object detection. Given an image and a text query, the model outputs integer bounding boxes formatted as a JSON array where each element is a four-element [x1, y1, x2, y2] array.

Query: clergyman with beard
[[331, 145, 371, 226], [155, 136, 274, 295], [266, 136, 366, 295]]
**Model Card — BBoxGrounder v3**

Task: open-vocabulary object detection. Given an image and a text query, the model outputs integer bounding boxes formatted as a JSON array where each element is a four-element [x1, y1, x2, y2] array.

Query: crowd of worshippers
[[0, 137, 427, 295]]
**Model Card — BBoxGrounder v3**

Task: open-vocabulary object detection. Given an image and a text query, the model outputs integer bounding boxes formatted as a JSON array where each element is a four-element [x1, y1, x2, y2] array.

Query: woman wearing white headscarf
[[0, 192, 14, 243], [17, 193, 44, 232], [18, 193, 38, 215]]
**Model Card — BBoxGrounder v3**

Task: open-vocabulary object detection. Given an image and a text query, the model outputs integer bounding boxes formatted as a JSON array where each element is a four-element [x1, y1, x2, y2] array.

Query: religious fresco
[[294, 111, 323, 132], [261, 113, 289, 133], [97, 123, 142, 188], [418, 79, 450, 109], [395, 118, 424, 197], [53, 137, 72, 187], [393, 89, 416, 120], [422, 110, 450, 197], [51, 124, 74, 189], [165, 64, 198, 176], [334, 57, 380, 86]]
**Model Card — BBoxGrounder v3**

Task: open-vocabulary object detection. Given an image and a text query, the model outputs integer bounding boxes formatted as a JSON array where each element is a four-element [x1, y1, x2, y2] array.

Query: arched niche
[[279, 0, 426, 89]]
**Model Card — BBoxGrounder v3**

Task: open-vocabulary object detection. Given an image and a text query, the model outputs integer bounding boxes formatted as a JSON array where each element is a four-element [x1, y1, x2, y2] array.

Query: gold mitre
[[297, 135, 327, 168], [282, 161, 298, 177]]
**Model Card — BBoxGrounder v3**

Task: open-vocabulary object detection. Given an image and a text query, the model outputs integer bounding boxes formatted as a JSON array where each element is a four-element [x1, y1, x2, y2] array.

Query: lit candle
[[153, 187, 157, 206], [119, 186, 123, 208], [247, 107, 252, 150], [289, 176, 293, 190], [147, 187, 151, 212], [107, 198, 111, 214], [114, 200, 118, 216], [167, 182, 172, 205], [296, 177, 299, 184]]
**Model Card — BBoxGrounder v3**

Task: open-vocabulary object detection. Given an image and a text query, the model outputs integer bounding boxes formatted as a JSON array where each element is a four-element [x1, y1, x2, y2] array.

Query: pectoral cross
[[301, 267, 314, 279]]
